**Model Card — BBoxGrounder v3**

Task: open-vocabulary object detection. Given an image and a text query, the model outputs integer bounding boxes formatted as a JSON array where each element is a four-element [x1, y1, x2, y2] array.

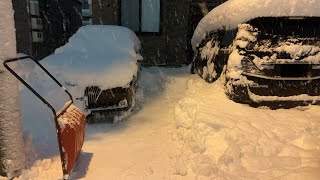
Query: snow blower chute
[[3, 56, 86, 180]]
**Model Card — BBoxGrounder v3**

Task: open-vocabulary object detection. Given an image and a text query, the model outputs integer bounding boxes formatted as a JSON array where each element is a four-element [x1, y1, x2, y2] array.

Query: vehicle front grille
[[84, 86, 102, 109], [244, 75, 320, 97], [274, 64, 311, 77], [84, 86, 131, 110]]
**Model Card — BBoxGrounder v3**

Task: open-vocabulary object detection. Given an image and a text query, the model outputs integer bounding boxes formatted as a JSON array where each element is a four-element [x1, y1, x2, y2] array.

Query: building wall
[[91, 0, 227, 66], [13, 0, 82, 60], [13, 0, 33, 56], [92, 0, 119, 25], [60, 0, 83, 37]]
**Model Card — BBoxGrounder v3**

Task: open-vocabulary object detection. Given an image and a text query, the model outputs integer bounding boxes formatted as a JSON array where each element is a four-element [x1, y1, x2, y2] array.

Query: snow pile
[[174, 77, 320, 179], [199, 40, 219, 81], [225, 25, 254, 79], [274, 44, 320, 63], [192, 0, 320, 50], [57, 102, 85, 129], [253, 37, 320, 65], [13, 158, 63, 180], [226, 49, 244, 79], [41, 25, 142, 90]]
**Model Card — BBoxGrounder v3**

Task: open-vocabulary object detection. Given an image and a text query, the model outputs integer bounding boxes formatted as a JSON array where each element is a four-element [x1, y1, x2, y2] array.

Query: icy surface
[[0, 0, 26, 177], [2, 67, 320, 179], [41, 25, 142, 90], [192, 0, 320, 50]]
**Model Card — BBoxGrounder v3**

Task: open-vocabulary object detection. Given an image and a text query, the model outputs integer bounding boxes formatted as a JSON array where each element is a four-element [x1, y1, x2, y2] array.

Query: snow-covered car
[[191, 0, 320, 108], [42, 25, 143, 122]]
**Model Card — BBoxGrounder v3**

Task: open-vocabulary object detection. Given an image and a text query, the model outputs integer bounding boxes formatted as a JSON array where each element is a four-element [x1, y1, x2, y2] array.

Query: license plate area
[[275, 64, 311, 77]]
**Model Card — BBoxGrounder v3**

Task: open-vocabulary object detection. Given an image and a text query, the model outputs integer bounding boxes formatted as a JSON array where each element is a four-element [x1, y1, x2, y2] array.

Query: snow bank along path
[[175, 76, 320, 179], [192, 0, 320, 50]]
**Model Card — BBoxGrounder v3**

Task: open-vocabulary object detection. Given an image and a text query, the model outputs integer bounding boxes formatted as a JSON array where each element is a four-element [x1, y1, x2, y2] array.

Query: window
[[32, 31, 44, 42], [82, 0, 92, 26], [82, 19, 93, 26], [82, 0, 92, 16], [121, 0, 161, 33], [29, 0, 40, 16], [82, 0, 89, 9], [31, 18, 43, 29]]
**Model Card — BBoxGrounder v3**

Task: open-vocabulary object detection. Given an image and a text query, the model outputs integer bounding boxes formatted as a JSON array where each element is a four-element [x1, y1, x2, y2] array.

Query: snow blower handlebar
[[3, 56, 73, 118]]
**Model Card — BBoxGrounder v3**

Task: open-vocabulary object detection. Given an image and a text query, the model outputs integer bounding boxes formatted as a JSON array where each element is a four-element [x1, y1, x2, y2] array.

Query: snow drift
[[192, 0, 320, 50], [175, 77, 320, 179], [41, 25, 142, 90]]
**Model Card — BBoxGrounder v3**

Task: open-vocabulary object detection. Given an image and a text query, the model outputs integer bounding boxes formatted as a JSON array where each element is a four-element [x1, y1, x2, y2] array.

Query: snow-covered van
[[42, 25, 143, 122], [191, 0, 320, 108]]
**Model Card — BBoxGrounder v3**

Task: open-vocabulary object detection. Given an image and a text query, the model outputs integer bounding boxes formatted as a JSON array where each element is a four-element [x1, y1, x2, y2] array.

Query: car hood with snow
[[192, 0, 320, 50], [41, 25, 143, 90]]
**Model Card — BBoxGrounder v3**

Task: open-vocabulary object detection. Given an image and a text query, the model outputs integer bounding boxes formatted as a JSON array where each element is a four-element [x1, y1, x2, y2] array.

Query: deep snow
[[175, 75, 320, 179], [42, 25, 142, 90], [1, 67, 319, 180], [192, 0, 320, 50]]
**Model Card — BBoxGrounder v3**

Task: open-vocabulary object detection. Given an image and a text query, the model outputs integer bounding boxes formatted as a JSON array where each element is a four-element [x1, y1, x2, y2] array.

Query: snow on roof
[[42, 25, 142, 89], [191, 0, 320, 50]]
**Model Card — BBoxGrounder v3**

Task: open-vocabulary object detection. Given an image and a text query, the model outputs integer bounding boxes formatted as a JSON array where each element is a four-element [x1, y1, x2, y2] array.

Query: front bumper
[[84, 81, 136, 123], [227, 73, 320, 108]]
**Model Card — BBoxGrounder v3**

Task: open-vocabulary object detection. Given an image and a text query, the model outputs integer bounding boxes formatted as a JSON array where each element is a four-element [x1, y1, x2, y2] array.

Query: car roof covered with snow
[[191, 0, 320, 50], [41, 25, 142, 89]]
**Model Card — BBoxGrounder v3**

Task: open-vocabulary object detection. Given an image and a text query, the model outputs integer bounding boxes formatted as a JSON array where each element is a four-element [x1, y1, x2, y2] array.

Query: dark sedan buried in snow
[[42, 25, 143, 122], [192, 16, 320, 109]]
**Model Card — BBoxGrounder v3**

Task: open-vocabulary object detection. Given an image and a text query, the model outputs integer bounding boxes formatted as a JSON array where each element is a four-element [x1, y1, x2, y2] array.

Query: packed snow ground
[[2, 67, 320, 180]]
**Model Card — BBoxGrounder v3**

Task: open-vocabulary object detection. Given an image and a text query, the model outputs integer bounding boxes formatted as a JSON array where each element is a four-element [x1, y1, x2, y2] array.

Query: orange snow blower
[[3, 56, 86, 180]]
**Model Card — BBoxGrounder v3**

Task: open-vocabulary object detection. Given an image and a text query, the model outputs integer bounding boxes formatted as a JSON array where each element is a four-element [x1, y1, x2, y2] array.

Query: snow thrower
[[3, 56, 86, 180]]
